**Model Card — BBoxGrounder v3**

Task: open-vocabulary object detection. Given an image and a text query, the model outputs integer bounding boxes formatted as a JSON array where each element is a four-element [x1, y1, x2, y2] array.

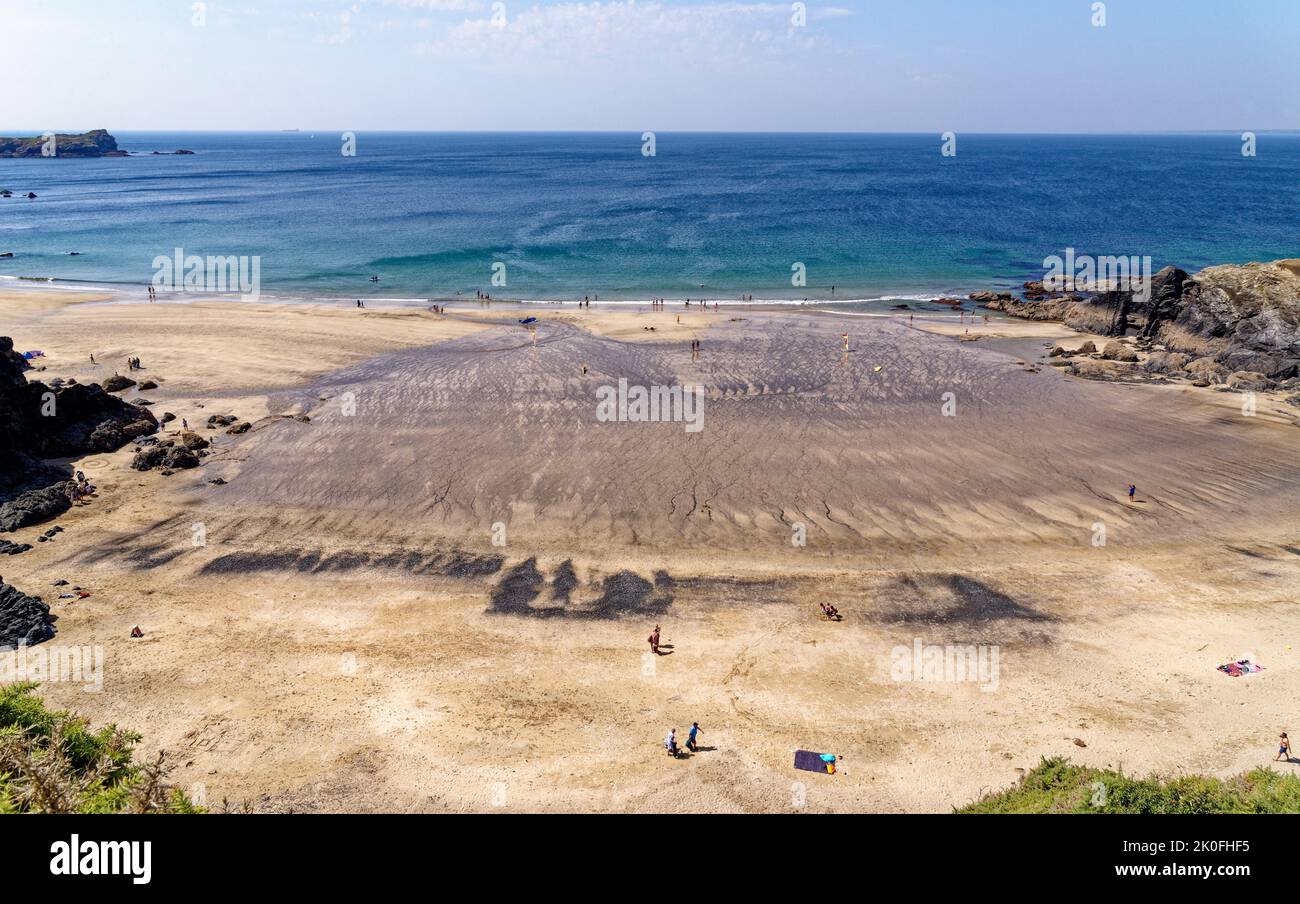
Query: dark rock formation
[[178, 431, 210, 451], [980, 259, 1300, 383], [0, 581, 55, 650], [1100, 341, 1139, 362], [102, 374, 136, 393], [1, 336, 157, 532], [131, 445, 200, 473], [0, 130, 125, 158]]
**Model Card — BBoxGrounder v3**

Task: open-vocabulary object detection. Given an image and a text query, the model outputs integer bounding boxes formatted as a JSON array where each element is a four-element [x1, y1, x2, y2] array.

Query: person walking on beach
[[1277, 732, 1292, 762], [665, 728, 679, 758], [687, 722, 702, 752], [648, 624, 661, 655]]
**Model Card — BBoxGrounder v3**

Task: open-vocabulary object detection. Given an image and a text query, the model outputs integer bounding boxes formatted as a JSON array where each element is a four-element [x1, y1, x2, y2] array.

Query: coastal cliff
[[0, 129, 125, 158], [976, 259, 1300, 390]]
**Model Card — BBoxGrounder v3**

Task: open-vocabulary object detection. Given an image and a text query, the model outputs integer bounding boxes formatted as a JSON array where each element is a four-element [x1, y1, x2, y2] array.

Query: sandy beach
[[4, 289, 1300, 813]]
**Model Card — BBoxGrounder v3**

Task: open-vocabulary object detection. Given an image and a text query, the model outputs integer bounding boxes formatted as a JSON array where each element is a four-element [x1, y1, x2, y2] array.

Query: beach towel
[[794, 750, 837, 775], [1218, 659, 1264, 677]]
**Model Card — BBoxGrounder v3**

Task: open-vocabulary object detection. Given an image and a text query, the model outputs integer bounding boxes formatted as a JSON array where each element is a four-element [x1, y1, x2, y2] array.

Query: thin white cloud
[[414, 1, 848, 64]]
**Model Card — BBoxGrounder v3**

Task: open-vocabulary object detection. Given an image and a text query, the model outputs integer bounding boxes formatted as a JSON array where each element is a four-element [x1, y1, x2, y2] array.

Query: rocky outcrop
[[0, 581, 55, 650], [131, 445, 200, 473], [0, 130, 125, 158], [979, 291, 1118, 336], [979, 259, 1300, 383], [1067, 359, 1164, 384], [1, 338, 29, 377], [1157, 261, 1300, 380], [0, 480, 74, 533], [0, 336, 157, 532], [101, 374, 137, 393], [178, 431, 210, 451], [1100, 341, 1139, 362]]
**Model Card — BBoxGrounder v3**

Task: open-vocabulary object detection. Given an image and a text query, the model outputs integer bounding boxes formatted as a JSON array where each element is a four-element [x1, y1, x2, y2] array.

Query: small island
[[0, 130, 194, 158], [0, 129, 126, 158]]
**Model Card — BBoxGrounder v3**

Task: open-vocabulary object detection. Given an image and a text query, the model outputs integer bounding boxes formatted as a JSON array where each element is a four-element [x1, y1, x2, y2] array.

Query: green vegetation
[[0, 682, 202, 814], [958, 756, 1300, 814]]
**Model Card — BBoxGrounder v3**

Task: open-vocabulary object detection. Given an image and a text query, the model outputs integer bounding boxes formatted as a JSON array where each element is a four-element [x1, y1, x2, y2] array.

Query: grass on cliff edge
[[0, 682, 201, 814], [959, 756, 1300, 814]]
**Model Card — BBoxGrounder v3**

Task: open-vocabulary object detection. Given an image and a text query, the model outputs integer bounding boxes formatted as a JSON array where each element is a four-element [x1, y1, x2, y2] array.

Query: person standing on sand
[[1127, 484, 1137, 502], [649, 625, 661, 655], [665, 728, 678, 757], [687, 722, 702, 752], [1278, 732, 1292, 762]]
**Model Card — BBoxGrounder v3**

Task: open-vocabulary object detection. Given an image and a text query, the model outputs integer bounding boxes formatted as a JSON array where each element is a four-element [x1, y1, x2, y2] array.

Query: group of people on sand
[[690, 339, 702, 361], [665, 723, 703, 758], [147, 286, 157, 302], [819, 602, 842, 621], [126, 356, 144, 371], [66, 470, 96, 504], [354, 299, 367, 308]]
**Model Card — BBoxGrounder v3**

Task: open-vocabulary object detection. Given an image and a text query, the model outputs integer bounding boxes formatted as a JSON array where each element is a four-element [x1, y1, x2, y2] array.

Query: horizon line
[[5, 128, 1300, 137]]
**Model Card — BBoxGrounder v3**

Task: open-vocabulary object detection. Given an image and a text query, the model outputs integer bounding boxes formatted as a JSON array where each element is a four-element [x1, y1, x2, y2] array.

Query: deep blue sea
[[1, 132, 1296, 304]]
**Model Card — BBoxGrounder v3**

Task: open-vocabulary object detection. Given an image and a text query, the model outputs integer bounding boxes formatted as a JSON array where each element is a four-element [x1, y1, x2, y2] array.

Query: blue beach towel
[[794, 750, 837, 774]]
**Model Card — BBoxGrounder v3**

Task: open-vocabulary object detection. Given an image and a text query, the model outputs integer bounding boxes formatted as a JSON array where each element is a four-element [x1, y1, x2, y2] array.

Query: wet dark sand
[[197, 309, 1300, 556]]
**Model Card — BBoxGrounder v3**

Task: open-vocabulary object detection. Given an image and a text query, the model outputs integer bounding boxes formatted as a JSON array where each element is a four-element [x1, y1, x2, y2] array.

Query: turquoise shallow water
[[1, 131, 1296, 303]]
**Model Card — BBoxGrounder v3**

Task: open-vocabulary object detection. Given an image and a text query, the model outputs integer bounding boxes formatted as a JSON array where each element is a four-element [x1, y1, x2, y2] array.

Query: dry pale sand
[[4, 292, 1300, 813]]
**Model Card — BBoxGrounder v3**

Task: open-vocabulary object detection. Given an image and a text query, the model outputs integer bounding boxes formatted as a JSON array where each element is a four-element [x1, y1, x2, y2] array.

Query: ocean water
[[0, 132, 1296, 304]]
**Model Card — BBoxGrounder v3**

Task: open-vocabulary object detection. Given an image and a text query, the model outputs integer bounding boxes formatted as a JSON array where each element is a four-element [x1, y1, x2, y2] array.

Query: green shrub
[[0, 683, 202, 814], [959, 756, 1300, 814]]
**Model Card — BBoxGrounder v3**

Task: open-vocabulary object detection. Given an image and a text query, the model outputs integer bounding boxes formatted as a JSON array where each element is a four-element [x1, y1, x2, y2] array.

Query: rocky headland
[[975, 259, 1300, 400]]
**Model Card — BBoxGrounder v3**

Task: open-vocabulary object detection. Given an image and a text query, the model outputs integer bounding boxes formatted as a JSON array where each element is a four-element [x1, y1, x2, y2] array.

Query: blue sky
[[4, 0, 1297, 132]]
